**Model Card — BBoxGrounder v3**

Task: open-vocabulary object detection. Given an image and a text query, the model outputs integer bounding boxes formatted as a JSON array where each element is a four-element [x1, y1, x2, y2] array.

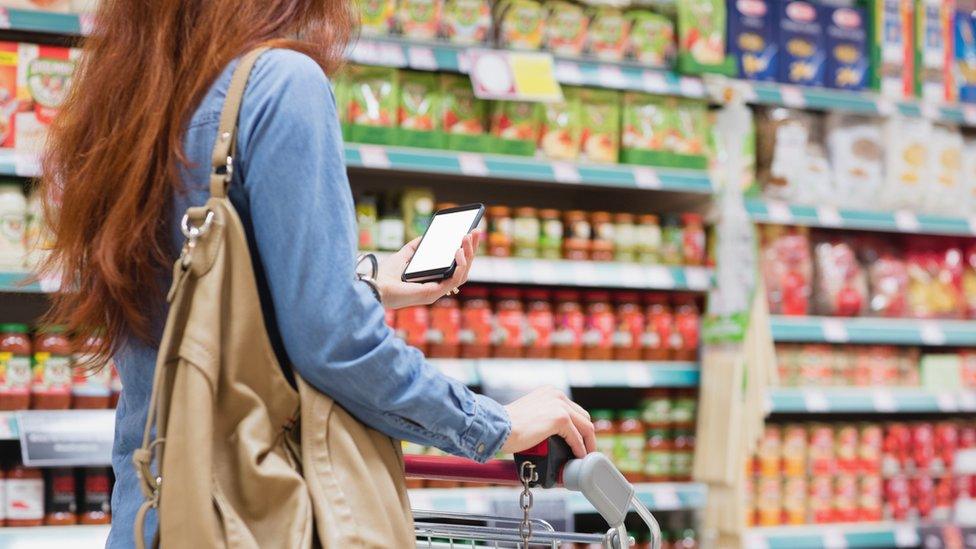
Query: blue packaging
[[777, 0, 826, 86], [955, 7, 976, 103], [822, 3, 868, 90], [728, 0, 778, 81]]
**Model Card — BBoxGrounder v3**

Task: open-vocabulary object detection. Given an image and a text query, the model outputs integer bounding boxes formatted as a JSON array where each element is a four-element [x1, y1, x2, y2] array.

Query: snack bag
[[347, 66, 399, 143], [495, 0, 545, 50], [440, 74, 488, 151], [857, 237, 909, 317], [882, 115, 931, 211], [539, 88, 581, 160], [906, 240, 965, 319], [586, 6, 630, 62], [398, 0, 443, 40], [358, 0, 397, 36], [825, 113, 883, 210], [728, 0, 778, 81], [756, 107, 830, 205], [0, 42, 17, 150], [676, 0, 733, 73], [760, 225, 813, 316], [489, 100, 541, 156], [15, 44, 79, 159], [578, 88, 620, 164], [622, 93, 669, 153], [812, 236, 869, 317], [626, 10, 676, 67], [397, 72, 444, 148], [925, 125, 964, 215], [543, 0, 588, 57], [441, 0, 492, 44]]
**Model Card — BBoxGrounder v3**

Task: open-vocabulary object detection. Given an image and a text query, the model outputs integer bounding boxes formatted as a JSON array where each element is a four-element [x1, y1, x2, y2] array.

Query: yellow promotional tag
[[468, 49, 563, 103], [508, 53, 562, 102]]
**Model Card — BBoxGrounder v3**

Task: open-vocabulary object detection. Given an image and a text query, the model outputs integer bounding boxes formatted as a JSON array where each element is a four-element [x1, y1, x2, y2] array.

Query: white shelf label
[[969, 216, 976, 236], [959, 392, 976, 411], [765, 200, 794, 224], [458, 153, 488, 176], [685, 268, 711, 291], [965, 105, 976, 126], [804, 390, 830, 412], [877, 97, 895, 116], [920, 101, 940, 120], [822, 319, 849, 343], [568, 363, 594, 386], [894, 525, 920, 547], [551, 162, 581, 183], [633, 167, 662, 189], [646, 266, 676, 289], [920, 321, 947, 346], [936, 392, 958, 412], [823, 528, 848, 549], [597, 65, 627, 89], [554, 62, 584, 84], [652, 486, 681, 510], [678, 78, 705, 97], [38, 274, 61, 293], [872, 390, 897, 412], [625, 364, 651, 387], [894, 210, 920, 232], [780, 85, 806, 108], [816, 205, 843, 227], [642, 71, 669, 93], [358, 145, 391, 169], [407, 46, 438, 70], [529, 260, 558, 284], [620, 264, 645, 287]]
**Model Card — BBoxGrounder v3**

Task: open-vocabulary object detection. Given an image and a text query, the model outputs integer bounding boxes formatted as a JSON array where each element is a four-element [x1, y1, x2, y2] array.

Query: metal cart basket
[[405, 437, 662, 549]]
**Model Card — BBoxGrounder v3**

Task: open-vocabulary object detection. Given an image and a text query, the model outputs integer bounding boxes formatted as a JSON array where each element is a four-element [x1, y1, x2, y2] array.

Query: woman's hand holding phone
[[500, 387, 597, 459], [376, 233, 478, 310]]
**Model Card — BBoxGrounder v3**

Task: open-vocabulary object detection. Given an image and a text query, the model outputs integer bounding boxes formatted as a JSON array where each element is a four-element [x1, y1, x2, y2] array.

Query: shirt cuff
[[458, 394, 511, 463]]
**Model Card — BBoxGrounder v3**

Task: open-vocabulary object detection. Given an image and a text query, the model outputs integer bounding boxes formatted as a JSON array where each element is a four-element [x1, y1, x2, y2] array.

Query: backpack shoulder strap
[[210, 46, 270, 199]]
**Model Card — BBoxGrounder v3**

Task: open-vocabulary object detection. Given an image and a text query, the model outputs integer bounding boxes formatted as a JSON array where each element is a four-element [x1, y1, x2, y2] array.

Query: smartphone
[[402, 203, 485, 283]]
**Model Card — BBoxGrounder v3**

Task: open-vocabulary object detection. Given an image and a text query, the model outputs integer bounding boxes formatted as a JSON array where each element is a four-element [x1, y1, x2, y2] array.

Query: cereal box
[[543, 0, 588, 57], [397, 0, 443, 40], [870, 0, 915, 98], [15, 44, 79, 159], [441, 0, 491, 44], [777, 0, 826, 86], [823, 3, 869, 90], [915, 0, 955, 102], [728, 0, 778, 81], [358, 0, 396, 36]]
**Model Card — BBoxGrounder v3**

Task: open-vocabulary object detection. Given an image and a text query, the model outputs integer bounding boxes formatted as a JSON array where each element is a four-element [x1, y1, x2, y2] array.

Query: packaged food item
[[377, 194, 405, 252], [660, 215, 683, 265], [493, 288, 525, 358], [644, 427, 672, 482], [487, 205, 513, 257], [825, 114, 883, 211], [676, 0, 733, 73], [524, 289, 553, 358], [626, 10, 675, 67], [859, 475, 883, 521], [926, 125, 964, 216], [808, 423, 836, 475], [512, 206, 540, 258], [682, 213, 705, 266], [0, 323, 30, 410], [347, 66, 399, 144], [672, 100, 708, 157], [489, 101, 541, 156], [539, 88, 581, 160], [836, 424, 860, 473], [760, 225, 813, 316], [401, 188, 435, 242], [441, 0, 492, 44], [870, 0, 915, 98], [782, 477, 806, 525], [397, 72, 444, 148], [882, 115, 931, 211], [16, 44, 80, 158], [823, 3, 869, 90], [31, 326, 71, 410], [582, 291, 615, 360], [613, 213, 637, 263], [590, 211, 615, 262], [356, 193, 378, 251], [586, 6, 630, 62], [428, 296, 461, 358], [636, 214, 662, 264], [912, 422, 936, 472], [671, 297, 700, 361], [552, 290, 584, 360], [542, 0, 588, 56], [592, 410, 617, 458], [538, 208, 562, 259], [395, 306, 430, 354], [0, 42, 16, 150], [781, 424, 807, 476], [440, 74, 488, 151], [671, 388, 697, 426], [358, 0, 397, 36], [578, 88, 620, 164], [397, 0, 442, 39], [755, 476, 782, 526], [756, 107, 830, 205], [643, 294, 672, 361], [5, 465, 42, 527], [884, 475, 911, 520], [71, 332, 112, 409], [671, 427, 695, 481], [616, 411, 645, 482], [621, 93, 669, 163], [613, 292, 644, 361], [905, 242, 965, 319], [955, 2, 976, 103], [44, 468, 76, 526], [756, 424, 782, 476], [834, 473, 859, 522], [795, 344, 834, 386], [776, 1, 825, 86], [562, 210, 590, 260], [728, 0, 778, 81], [914, 0, 954, 102], [495, 0, 545, 50], [812, 237, 869, 317], [460, 287, 493, 358]]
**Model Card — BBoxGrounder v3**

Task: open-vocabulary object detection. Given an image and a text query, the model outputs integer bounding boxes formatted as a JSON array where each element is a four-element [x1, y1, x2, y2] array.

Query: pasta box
[[869, 0, 915, 98], [728, 0, 778, 81], [777, 0, 826, 86], [822, 3, 869, 90], [914, 0, 955, 103], [956, 2, 976, 103]]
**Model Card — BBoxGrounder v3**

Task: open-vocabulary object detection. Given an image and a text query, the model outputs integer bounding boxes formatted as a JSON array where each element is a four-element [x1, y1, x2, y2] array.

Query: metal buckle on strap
[[180, 210, 215, 240], [214, 155, 233, 183]]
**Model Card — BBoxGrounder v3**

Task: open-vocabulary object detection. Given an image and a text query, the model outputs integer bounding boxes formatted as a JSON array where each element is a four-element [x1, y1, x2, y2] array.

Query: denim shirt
[[107, 49, 512, 548]]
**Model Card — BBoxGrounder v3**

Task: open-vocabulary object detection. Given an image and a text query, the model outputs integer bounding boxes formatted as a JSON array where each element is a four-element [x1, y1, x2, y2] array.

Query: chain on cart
[[405, 437, 662, 549]]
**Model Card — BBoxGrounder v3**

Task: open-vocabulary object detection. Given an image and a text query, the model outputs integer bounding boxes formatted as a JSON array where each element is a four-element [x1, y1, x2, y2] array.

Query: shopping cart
[[406, 437, 662, 548]]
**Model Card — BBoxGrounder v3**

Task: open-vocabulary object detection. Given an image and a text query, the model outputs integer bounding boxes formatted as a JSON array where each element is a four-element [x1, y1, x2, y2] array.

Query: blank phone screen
[[404, 208, 481, 276]]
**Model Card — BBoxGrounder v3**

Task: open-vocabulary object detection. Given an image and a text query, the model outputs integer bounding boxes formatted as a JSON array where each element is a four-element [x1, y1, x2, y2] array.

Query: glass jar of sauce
[[592, 410, 617, 458], [72, 333, 112, 409], [428, 296, 461, 358], [524, 290, 553, 359], [613, 292, 644, 361], [513, 207, 540, 259], [44, 467, 77, 525], [6, 465, 43, 527], [539, 209, 562, 260], [613, 213, 637, 263], [32, 326, 72, 410], [641, 388, 671, 427], [671, 428, 695, 482], [583, 291, 614, 361], [563, 210, 590, 261], [460, 287, 493, 359], [616, 410, 645, 482], [395, 306, 430, 355], [0, 324, 32, 411], [644, 428, 672, 482], [552, 291, 584, 360], [636, 214, 662, 264], [487, 206, 513, 257], [642, 295, 673, 361], [660, 215, 684, 265], [682, 213, 706, 266], [79, 468, 112, 525], [672, 298, 700, 362], [590, 211, 615, 262], [492, 288, 524, 358]]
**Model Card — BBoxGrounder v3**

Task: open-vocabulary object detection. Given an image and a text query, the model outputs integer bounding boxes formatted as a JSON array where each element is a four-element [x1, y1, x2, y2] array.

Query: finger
[[569, 406, 596, 454], [562, 396, 591, 420], [461, 234, 475, 259], [470, 230, 481, 252], [557, 414, 587, 458]]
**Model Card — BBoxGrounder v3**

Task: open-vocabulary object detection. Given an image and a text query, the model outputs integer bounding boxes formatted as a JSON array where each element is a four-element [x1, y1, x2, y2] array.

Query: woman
[[39, 0, 596, 546]]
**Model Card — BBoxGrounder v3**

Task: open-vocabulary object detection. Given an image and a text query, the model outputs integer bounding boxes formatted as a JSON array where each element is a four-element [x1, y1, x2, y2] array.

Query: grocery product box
[[728, 0, 778, 81], [822, 2, 869, 90], [344, 66, 399, 145], [954, 1, 976, 102], [397, 71, 446, 149], [869, 0, 915, 98], [440, 74, 490, 152], [0, 0, 71, 11], [620, 93, 708, 169], [915, 0, 955, 102], [777, 0, 825, 86], [441, 0, 492, 45], [676, 0, 737, 75], [488, 100, 540, 156]]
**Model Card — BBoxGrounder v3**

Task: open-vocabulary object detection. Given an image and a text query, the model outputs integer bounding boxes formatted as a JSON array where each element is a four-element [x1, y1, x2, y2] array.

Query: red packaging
[[911, 423, 936, 473], [836, 424, 859, 473], [493, 288, 525, 357], [671, 297, 699, 361], [524, 289, 554, 358], [782, 477, 806, 525], [934, 476, 955, 523], [834, 474, 859, 523], [812, 237, 869, 316], [858, 475, 883, 522], [796, 344, 834, 386], [883, 423, 911, 474], [935, 422, 959, 471], [395, 306, 429, 353], [582, 291, 615, 360], [866, 253, 909, 317], [852, 346, 899, 387], [760, 226, 812, 316], [642, 294, 672, 361], [809, 475, 834, 524], [809, 424, 836, 475], [911, 476, 935, 519], [960, 424, 976, 449], [858, 424, 883, 475], [428, 297, 461, 358], [884, 476, 911, 521]]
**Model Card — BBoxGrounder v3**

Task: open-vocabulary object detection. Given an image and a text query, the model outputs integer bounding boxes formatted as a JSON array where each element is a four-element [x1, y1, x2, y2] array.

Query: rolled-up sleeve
[[231, 50, 510, 462]]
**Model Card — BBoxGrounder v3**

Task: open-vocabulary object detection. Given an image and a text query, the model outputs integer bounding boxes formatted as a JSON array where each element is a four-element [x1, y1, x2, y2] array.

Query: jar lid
[[591, 409, 615, 421], [563, 210, 587, 219], [614, 291, 640, 304], [539, 208, 560, 218], [590, 211, 612, 220], [487, 205, 511, 215], [638, 214, 659, 224], [493, 287, 521, 300], [681, 212, 703, 225], [37, 325, 66, 334], [0, 323, 29, 334], [553, 290, 581, 302], [461, 286, 489, 299], [618, 409, 641, 421], [514, 207, 538, 217], [523, 289, 550, 302], [584, 290, 610, 303], [613, 212, 634, 222]]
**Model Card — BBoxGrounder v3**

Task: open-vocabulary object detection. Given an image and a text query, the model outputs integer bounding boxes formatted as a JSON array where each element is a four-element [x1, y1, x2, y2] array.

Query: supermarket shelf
[[745, 521, 924, 549], [0, 7, 87, 37], [746, 198, 976, 237], [348, 37, 705, 98], [408, 482, 706, 515], [0, 271, 41, 293], [769, 316, 976, 347], [430, 359, 700, 388], [767, 388, 976, 414], [344, 143, 714, 194], [0, 525, 110, 548]]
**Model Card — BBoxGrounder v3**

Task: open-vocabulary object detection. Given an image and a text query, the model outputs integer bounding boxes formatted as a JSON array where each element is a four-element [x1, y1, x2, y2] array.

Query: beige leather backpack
[[132, 47, 415, 549]]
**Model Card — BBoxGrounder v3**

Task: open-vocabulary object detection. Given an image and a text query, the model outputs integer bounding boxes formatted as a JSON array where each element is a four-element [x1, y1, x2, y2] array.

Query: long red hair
[[38, 0, 355, 359]]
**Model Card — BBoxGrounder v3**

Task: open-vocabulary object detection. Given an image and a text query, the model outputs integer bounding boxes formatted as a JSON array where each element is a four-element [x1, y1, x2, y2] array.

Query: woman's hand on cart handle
[[376, 233, 478, 309], [500, 386, 596, 459]]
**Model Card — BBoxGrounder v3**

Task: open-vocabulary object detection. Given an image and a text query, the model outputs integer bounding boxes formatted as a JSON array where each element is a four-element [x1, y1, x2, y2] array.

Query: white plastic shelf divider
[[429, 359, 700, 388], [745, 521, 967, 549], [0, 525, 111, 548], [770, 316, 976, 347], [767, 388, 976, 414]]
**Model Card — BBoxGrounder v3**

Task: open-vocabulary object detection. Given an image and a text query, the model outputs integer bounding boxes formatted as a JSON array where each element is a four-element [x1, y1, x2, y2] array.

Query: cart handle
[[405, 436, 573, 488]]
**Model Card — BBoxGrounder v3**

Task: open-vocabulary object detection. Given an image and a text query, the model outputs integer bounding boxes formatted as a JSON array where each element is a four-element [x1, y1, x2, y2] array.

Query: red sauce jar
[[31, 326, 72, 410], [0, 467, 6, 526], [384, 308, 396, 328], [428, 296, 461, 358], [563, 210, 591, 261], [44, 468, 77, 525], [492, 288, 524, 358], [524, 290, 554, 359], [613, 292, 645, 361], [552, 291, 584, 360], [460, 287, 493, 359], [642, 294, 673, 361], [6, 465, 43, 526], [672, 298, 700, 361], [682, 213, 706, 266], [0, 324, 32, 411], [72, 333, 112, 409], [79, 468, 112, 525], [583, 291, 614, 360], [395, 306, 429, 355], [110, 362, 122, 408]]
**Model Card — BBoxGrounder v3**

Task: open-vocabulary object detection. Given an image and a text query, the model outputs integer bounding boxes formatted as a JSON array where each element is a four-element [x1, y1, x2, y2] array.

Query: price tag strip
[[19, 409, 115, 467], [764, 200, 794, 224]]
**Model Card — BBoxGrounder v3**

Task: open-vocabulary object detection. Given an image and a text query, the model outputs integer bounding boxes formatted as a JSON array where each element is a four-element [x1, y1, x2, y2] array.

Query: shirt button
[[477, 443, 486, 454]]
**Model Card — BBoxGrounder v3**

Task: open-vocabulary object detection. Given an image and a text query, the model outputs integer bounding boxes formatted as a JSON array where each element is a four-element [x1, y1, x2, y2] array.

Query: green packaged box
[[675, 0, 736, 75], [539, 87, 582, 161], [358, 0, 396, 36], [440, 74, 490, 152], [489, 101, 541, 156], [620, 93, 708, 169], [396, 71, 446, 149], [347, 66, 399, 145], [627, 9, 676, 68], [578, 88, 620, 164]]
